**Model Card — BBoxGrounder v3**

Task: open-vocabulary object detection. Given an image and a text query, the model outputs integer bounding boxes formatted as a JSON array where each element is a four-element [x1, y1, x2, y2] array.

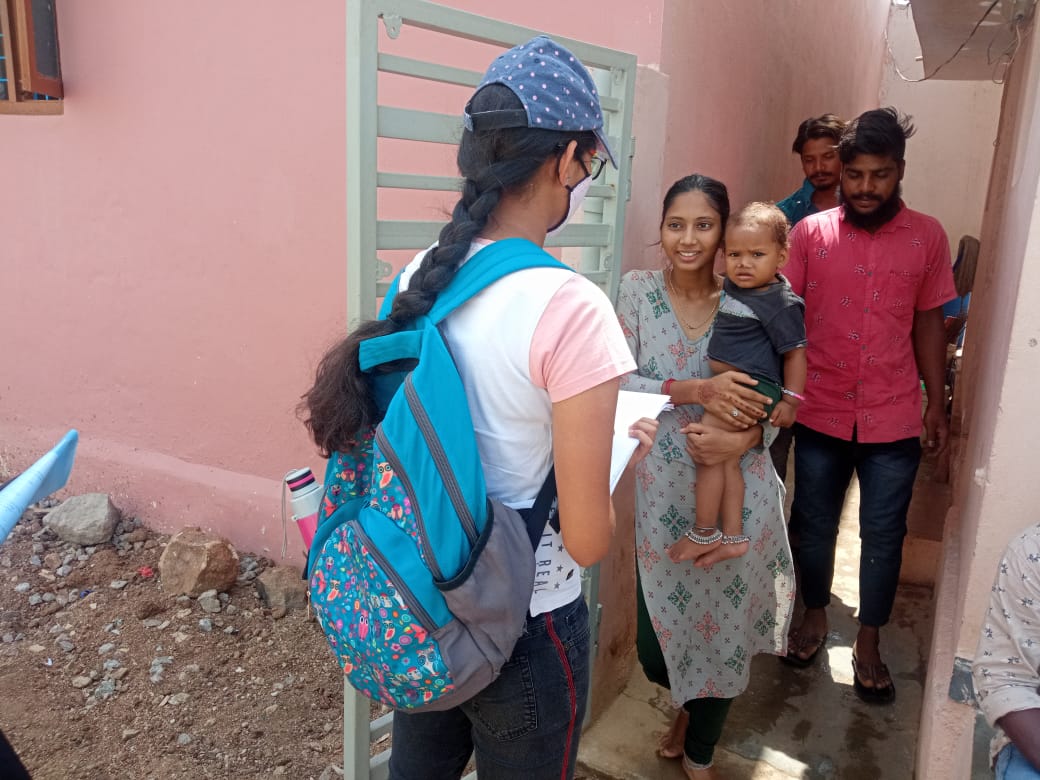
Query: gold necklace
[[667, 267, 720, 330]]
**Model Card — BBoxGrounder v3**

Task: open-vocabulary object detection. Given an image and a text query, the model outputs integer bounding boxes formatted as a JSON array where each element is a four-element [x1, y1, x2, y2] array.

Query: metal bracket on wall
[[381, 13, 402, 38]]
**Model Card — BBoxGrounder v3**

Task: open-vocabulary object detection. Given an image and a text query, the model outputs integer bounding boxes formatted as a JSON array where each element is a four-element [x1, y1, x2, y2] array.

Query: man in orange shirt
[[780, 108, 956, 704]]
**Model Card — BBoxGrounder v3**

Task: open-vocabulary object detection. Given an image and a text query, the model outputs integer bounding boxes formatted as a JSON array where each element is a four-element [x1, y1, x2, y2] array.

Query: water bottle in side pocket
[[284, 468, 322, 549]]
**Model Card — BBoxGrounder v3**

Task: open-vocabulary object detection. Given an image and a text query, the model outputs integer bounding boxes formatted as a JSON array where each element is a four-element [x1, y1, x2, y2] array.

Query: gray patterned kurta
[[616, 269, 795, 703]]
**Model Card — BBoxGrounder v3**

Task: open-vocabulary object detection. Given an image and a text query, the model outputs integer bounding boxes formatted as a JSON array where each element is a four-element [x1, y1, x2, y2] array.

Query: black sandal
[[782, 630, 826, 668], [852, 649, 896, 704]]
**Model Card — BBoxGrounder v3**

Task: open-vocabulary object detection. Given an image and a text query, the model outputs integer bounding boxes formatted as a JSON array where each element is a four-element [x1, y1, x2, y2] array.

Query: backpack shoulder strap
[[517, 465, 558, 550], [363, 239, 569, 371], [378, 239, 571, 325], [427, 238, 570, 324]]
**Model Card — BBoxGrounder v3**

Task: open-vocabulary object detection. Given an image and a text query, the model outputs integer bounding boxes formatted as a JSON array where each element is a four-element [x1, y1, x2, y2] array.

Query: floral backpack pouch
[[306, 239, 562, 711]]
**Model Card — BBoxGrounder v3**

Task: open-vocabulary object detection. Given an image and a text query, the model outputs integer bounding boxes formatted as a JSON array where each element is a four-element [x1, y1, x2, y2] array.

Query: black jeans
[[389, 596, 589, 780], [769, 425, 795, 485], [790, 424, 921, 627]]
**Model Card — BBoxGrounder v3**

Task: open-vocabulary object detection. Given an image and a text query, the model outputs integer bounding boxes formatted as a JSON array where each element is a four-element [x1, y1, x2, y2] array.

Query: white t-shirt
[[401, 241, 635, 615]]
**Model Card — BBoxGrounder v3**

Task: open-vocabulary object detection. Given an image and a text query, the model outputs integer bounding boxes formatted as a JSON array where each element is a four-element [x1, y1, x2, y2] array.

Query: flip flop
[[852, 650, 896, 704], [781, 629, 827, 668]]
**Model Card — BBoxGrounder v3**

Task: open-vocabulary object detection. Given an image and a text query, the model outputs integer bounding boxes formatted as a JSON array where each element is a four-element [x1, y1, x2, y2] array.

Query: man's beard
[[810, 173, 838, 192], [839, 184, 902, 231]]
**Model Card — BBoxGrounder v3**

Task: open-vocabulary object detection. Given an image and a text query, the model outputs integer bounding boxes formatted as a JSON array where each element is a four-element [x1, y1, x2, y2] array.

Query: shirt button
[[864, 307, 869, 313], [867, 272, 872, 277], [857, 380, 863, 385]]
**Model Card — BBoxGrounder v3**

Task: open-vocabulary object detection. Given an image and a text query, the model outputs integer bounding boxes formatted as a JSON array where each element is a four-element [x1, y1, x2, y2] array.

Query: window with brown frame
[[0, 0, 62, 115]]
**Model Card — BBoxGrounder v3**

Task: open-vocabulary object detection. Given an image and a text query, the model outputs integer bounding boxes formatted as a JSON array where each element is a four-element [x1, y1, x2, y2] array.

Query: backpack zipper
[[374, 426, 444, 582], [348, 519, 438, 632], [403, 375, 480, 545]]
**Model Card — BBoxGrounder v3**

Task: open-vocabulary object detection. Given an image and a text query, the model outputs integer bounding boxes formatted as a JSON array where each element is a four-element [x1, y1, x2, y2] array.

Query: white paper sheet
[[610, 391, 671, 493]]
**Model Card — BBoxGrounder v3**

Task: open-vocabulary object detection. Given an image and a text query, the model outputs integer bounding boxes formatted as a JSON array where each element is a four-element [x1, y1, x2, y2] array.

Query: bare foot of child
[[693, 538, 749, 569], [668, 535, 721, 563]]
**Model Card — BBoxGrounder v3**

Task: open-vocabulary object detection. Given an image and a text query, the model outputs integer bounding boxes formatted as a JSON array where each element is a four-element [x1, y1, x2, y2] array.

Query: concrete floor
[[578, 476, 936, 779]]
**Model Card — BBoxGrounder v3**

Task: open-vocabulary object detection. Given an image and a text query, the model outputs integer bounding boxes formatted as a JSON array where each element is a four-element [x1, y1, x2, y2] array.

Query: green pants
[[750, 373, 784, 416], [636, 569, 733, 765]]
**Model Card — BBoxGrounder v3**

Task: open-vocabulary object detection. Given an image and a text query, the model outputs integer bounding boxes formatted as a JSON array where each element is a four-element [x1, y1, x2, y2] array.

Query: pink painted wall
[[1, 1, 347, 559], [655, 0, 890, 221], [438, 0, 665, 63]]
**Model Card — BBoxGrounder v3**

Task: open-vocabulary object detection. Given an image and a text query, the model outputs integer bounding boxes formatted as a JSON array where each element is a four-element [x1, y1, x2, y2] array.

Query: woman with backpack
[[301, 36, 656, 780]]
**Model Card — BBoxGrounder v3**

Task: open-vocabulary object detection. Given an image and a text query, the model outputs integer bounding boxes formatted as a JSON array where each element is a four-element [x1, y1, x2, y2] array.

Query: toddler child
[[670, 202, 806, 566]]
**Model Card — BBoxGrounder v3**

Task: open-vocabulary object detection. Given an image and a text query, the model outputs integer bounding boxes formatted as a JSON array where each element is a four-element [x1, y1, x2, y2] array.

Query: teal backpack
[[306, 239, 565, 711]]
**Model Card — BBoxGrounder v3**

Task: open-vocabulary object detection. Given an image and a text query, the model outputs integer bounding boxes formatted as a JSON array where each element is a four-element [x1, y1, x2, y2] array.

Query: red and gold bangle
[[662, 378, 675, 397]]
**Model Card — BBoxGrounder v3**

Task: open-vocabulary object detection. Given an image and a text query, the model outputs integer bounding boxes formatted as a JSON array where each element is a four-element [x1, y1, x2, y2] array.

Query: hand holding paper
[[609, 391, 670, 493]]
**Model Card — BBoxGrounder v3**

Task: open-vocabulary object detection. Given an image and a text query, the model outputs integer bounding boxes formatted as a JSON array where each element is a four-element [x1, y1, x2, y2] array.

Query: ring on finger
[[730, 408, 740, 418]]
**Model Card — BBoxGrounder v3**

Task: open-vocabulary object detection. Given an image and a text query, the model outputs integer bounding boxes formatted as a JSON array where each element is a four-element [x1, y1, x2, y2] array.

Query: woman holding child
[[615, 175, 797, 778]]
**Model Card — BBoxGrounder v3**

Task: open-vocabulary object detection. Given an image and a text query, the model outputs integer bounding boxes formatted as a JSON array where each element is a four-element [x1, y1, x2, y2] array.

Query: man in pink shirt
[[780, 108, 956, 704]]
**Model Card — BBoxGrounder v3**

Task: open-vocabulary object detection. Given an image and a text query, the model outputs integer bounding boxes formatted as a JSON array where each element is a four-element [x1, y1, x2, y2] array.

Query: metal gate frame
[[343, 1, 637, 776]]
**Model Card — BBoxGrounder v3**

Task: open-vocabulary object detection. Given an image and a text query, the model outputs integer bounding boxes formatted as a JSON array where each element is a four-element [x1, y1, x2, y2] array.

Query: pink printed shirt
[[784, 204, 956, 443]]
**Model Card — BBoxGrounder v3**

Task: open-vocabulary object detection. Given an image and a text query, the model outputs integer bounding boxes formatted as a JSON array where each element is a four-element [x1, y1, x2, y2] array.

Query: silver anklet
[[685, 528, 722, 545], [721, 534, 751, 545]]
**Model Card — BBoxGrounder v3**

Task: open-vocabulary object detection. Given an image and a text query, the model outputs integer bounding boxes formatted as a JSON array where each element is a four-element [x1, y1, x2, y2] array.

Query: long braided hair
[[301, 84, 598, 456]]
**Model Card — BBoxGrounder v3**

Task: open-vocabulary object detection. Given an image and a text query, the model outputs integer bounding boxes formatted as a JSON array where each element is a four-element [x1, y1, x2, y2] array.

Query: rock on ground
[[158, 527, 239, 597], [44, 494, 119, 545], [255, 565, 308, 618]]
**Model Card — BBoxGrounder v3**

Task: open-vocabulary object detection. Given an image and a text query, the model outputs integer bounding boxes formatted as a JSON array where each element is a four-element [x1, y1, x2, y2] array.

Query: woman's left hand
[[627, 417, 660, 467], [680, 422, 760, 466], [699, 371, 770, 429]]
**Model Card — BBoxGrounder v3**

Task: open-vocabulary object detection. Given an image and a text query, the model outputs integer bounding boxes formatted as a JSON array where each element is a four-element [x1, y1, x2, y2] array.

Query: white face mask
[[546, 175, 592, 238]]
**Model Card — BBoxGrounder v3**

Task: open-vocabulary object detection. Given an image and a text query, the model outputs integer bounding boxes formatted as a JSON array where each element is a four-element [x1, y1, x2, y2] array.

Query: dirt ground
[[0, 502, 361, 780], [1, 499, 608, 780]]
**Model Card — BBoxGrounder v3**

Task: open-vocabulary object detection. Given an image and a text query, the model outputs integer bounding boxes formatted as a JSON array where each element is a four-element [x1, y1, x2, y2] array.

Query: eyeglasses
[[554, 143, 607, 182], [581, 154, 607, 182]]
